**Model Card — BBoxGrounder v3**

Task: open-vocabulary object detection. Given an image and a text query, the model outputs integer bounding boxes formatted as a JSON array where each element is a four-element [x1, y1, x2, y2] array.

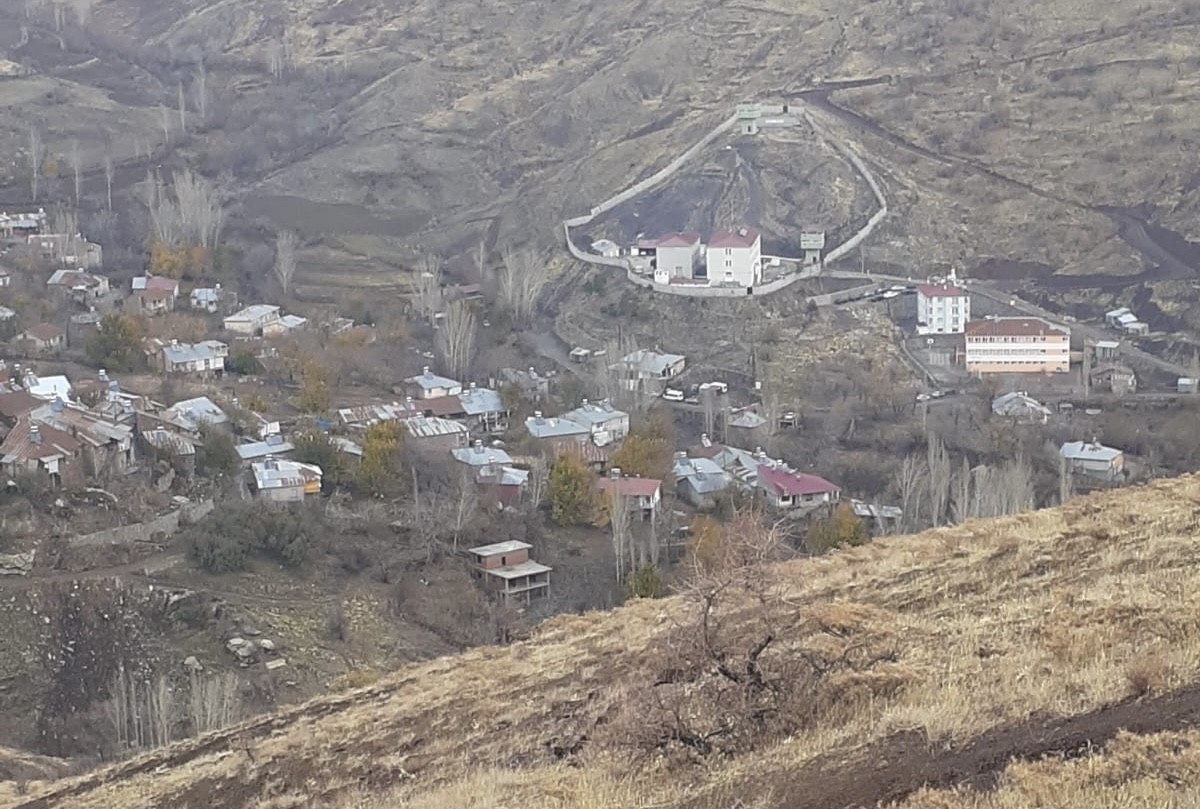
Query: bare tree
[[608, 488, 631, 584], [526, 455, 549, 513], [498, 246, 549, 325], [28, 125, 43, 202], [265, 39, 283, 80], [159, 104, 171, 144], [142, 170, 180, 246], [895, 453, 925, 531], [187, 670, 240, 735], [273, 230, 298, 294], [103, 152, 114, 212], [412, 255, 443, 325], [177, 81, 187, 134], [1059, 450, 1073, 505], [171, 169, 224, 248], [69, 0, 94, 26], [69, 139, 81, 205], [925, 432, 951, 527], [950, 456, 972, 524], [435, 300, 477, 380], [193, 59, 208, 122], [702, 388, 720, 438], [451, 468, 478, 550]]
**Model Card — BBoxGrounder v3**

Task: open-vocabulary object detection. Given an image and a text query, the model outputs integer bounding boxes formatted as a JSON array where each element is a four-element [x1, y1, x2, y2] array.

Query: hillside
[[3, 0, 1199, 307], [8, 474, 1200, 809]]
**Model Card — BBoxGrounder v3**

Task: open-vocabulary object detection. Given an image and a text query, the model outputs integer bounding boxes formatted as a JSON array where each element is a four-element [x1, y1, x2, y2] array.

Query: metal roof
[[619, 349, 685, 376], [457, 386, 504, 415], [143, 428, 195, 455], [163, 340, 227, 365], [251, 459, 321, 490], [525, 415, 588, 439], [708, 228, 761, 249], [407, 368, 461, 392], [403, 415, 468, 439], [562, 401, 625, 428], [225, 304, 280, 323], [673, 455, 732, 494], [452, 444, 513, 467], [165, 396, 228, 429], [1060, 441, 1122, 463], [235, 435, 293, 460]]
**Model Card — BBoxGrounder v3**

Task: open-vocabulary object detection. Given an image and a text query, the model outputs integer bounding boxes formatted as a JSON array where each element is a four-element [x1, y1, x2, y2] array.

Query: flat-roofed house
[[467, 540, 551, 603]]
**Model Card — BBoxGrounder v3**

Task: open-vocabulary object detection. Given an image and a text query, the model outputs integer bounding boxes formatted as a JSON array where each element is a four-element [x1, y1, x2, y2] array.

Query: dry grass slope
[[901, 729, 1200, 809], [7, 475, 1200, 808]]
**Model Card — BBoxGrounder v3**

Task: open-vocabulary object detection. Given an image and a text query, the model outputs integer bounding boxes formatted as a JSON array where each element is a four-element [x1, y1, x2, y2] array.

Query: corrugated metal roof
[[452, 444, 513, 466], [251, 459, 321, 489], [226, 304, 280, 323], [403, 416, 468, 439], [619, 349, 686, 376], [407, 369, 461, 392]]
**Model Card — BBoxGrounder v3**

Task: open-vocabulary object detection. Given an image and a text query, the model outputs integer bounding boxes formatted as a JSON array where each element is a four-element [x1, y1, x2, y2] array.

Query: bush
[[183, 504, 316, 573], [195, 425, 240, 478]]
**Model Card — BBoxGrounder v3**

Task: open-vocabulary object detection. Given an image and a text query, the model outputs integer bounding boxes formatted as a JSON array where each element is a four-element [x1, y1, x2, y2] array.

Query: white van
[[663, 388, 685, 402]]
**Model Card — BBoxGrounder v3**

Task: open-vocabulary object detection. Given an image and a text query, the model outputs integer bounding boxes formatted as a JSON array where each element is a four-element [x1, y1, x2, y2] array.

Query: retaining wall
[[70, 499, 215, 547], [562, 99, 890, 297]]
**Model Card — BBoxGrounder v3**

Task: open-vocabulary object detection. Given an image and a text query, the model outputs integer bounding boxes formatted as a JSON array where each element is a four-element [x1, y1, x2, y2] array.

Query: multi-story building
[[707, 228, 762, 287], [652, 232, 703, 281], [964, 317, 1070, 374], [916, 282, 971, 334]]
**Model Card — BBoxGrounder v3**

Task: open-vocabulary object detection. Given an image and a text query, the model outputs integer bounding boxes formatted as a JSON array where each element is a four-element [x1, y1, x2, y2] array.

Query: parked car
[[663, 388, 685, 402], [699, 381, 728, 394]]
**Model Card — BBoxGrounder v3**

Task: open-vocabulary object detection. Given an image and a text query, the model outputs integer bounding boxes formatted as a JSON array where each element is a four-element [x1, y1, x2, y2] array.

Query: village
[[0, 176, 1197, 762]]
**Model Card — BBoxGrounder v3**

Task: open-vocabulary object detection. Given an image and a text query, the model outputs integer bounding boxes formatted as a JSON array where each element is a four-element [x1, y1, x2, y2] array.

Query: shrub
[[183, 504, 316, 573]]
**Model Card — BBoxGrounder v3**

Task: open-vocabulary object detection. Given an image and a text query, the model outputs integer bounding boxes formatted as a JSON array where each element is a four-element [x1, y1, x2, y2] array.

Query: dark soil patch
[[972, 258, 1056, 283], [682, 681, 1200, 809]]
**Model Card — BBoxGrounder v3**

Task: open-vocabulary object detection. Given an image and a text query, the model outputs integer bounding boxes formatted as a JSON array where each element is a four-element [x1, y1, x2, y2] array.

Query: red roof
[[708, 228, 761, 249], [756, 464, 838, 497], [918, 284, 967, 298], [655, 232, 702, 248], [138, 288, 176, 301], [965, 317, 1067, 338], [25, 323, 63, 342], [596, 476, 661, 498], [143, 276, 179, 293]]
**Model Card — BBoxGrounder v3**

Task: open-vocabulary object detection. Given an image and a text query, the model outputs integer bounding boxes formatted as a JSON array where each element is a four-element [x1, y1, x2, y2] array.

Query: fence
[[70, 499, 215, 547], [562, 99, 889, 297]]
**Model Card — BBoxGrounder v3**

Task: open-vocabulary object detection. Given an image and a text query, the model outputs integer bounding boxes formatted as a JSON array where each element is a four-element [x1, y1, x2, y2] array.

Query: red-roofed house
[[707, 227, 762, 287], [596, 468, 662, 519], [132, 276, 180, 315], [652, 232, 702, 282], [0, 418, 81, 484], [917, 280, 970, 335], [21, 323, 65, 353], [756, 463, 839, 511]]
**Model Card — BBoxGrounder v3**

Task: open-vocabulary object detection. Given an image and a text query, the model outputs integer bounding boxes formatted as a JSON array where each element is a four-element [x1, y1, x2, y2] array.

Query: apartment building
[[964, 317, 1070, 374]]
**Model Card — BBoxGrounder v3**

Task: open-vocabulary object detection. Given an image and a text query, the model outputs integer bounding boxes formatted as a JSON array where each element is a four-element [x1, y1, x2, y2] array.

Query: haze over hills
[[7, 474, 1200, 809], [2, 0, 1198, 303], [3, 0, 1200, 805]]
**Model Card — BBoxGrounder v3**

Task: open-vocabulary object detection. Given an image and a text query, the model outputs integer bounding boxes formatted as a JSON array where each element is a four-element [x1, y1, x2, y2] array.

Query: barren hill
[[3, 0, 1200, 308], [7, 474, 1200, 809]]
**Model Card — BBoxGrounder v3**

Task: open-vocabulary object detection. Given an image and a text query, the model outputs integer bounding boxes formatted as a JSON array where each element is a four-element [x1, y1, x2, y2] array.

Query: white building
[[706, 228, 762, 287], [224, 304, 281, 335], [162, 340, 228, 375], [916, 280, 971, 335], [251, 458, 322, 502], [561, 399, 629, 445], [653, 232, 702, 281], [964, 317, 1070, 375], [405, 366, 462, 400]]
